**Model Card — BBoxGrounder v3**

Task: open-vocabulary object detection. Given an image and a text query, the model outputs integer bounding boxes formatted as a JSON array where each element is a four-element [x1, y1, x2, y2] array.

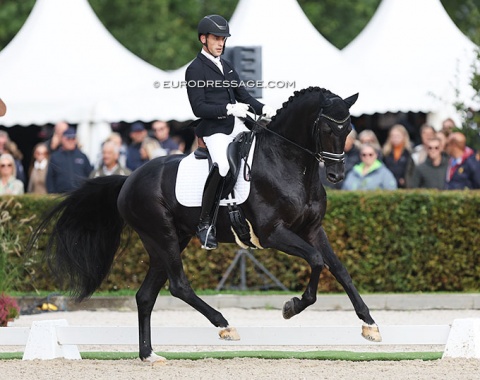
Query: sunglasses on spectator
[[0, 163, 13, 168]]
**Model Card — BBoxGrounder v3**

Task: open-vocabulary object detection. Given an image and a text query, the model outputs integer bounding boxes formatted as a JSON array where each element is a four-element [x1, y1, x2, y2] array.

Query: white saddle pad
[[175, 138, 256, 207]]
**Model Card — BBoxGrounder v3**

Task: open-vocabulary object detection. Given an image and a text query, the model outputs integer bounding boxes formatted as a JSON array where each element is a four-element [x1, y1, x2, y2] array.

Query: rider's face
[[202, 34, 226, 57]]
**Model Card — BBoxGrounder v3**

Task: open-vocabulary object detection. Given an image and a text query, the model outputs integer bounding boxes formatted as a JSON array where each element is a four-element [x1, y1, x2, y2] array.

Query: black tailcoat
[[185, 52, 264, 137]]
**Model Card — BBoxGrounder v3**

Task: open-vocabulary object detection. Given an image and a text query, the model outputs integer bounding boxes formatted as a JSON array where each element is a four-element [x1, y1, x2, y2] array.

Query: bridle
[[248, 104, 350, 165], [312, 108, 350, 165]]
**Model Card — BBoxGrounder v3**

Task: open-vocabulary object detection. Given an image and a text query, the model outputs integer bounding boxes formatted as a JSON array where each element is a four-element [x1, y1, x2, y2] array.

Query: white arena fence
[[1, 319, 479, 360]]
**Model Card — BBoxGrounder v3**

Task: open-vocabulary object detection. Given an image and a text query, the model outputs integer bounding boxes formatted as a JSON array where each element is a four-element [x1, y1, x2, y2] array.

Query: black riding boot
[[197, 165, 225, 250]]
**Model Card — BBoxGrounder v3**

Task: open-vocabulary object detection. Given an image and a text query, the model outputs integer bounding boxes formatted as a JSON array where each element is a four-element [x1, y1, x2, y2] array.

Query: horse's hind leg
[[317, 227, 382, 342], [141, 234, 239, 342], [164, 248, 240, 340], [135, 248, 169, 362]]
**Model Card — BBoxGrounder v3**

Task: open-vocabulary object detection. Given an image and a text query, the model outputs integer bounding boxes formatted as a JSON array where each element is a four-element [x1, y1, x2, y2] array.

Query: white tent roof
[[0, 0, 193, 127], [171, 0, 371, 116], [342, 0, 479, 117]]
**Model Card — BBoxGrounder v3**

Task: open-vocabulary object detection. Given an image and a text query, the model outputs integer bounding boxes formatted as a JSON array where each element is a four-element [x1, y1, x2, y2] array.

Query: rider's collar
[[201, 49, 221, 62], [201, 49, 223, 74]]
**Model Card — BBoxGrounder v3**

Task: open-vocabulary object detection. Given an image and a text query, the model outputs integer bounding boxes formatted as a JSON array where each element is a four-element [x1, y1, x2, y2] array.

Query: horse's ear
[[343, 93, 359, 109]]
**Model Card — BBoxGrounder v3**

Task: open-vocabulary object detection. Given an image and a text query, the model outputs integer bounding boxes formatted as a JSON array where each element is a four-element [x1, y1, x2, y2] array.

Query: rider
[[186, 14, 276, 250]]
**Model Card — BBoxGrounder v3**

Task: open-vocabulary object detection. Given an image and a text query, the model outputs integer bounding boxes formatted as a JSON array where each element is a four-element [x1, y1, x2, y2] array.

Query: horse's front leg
[[265, 226, 324, 319], [317, 227, 382, 342]]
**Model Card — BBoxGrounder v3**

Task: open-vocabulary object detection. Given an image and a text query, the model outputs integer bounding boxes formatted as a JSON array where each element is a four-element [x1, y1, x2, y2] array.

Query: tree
[[298, 0, 380, 49], [88, 0, 238, 69], [0, 0, 35, 50], [1, 0, 477, 71], [449, 0, 480, 150]]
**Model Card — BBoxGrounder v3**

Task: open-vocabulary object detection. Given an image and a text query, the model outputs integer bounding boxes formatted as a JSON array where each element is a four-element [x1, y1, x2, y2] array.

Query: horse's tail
[[30, 175, 128, 302]]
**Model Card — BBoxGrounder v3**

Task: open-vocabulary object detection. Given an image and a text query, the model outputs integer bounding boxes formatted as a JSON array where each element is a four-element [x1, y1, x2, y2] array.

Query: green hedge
[[1, 190, 479, 294]]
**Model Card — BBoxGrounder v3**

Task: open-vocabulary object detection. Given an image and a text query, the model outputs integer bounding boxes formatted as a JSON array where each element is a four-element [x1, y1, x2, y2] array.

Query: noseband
[[312, 108, 350, 165]]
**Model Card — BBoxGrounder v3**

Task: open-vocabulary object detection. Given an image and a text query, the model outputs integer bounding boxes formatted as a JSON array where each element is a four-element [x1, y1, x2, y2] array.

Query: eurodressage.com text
[[153, 80, 296, 89]]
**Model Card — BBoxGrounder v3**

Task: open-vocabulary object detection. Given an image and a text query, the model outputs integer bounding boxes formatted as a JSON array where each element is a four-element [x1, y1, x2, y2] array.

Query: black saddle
[[194, 130, 255, 198]]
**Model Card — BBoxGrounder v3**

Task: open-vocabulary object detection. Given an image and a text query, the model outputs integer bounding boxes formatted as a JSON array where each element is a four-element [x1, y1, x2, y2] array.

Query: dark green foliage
[[0, 1, 475, 70], [2, 191, 479, 294]]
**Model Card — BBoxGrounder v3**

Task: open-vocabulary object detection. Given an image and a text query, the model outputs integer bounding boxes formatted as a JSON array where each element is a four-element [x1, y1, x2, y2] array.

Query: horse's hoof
[[361, 323, 382, 342], [282, 298, 298, 319], [219, 326, 240, 341], [142, 352, 167, 365]]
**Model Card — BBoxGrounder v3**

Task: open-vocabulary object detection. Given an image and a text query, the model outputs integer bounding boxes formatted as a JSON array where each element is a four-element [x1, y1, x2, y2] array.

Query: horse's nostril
[[327, 172, 344, 184]]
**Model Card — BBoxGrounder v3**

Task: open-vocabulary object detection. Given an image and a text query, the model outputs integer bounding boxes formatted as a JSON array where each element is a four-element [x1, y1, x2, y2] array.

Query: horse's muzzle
[[325, 165, 345, 184]]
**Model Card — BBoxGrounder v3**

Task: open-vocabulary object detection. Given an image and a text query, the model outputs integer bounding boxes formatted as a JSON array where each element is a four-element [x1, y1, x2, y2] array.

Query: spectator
[[409, 137, 448, 189], [445, 132, 480, 190], [342, 129, 361, 175], [441, 118, 456, 137], [126, 122, 156, 171], [90, 140, 131, 178], [436, 130, 448, 155], [0, 131, 9, 154], [358, 129, 382, 154], [0, 130, 26, 186], [342, 143, 397, 190], [104, 132, 127, 168], [411, 124, 436, 165], [47, 121, 69, 152], [46, 127, 92, 193], [27, 143, 49, 194], [0, 98, 6, 116], [0, 153, 24, 195], [151, 120, 181, 157], [382, 124, 415, 188]]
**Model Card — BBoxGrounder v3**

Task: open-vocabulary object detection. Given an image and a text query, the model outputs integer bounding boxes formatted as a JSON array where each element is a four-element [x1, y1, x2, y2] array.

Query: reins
[[245, 106, 346, 165]]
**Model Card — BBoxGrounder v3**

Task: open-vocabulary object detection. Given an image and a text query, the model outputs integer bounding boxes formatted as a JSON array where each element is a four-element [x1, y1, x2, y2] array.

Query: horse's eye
[[323, 126, 333, 135]]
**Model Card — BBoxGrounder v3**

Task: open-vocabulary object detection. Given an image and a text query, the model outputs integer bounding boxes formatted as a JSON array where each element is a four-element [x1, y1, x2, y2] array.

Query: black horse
[[30, 87, 381, 363]]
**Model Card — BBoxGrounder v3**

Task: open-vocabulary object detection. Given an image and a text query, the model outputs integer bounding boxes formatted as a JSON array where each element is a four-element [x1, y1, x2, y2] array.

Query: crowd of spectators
[[322, 118, 480, 191], [0, 101, 478, 195], [0, 111, 185, 195]]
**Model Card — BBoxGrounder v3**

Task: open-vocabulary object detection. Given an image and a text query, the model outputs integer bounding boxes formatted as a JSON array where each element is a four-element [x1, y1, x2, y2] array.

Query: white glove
[[226, 102, 249, 118], [262, 105, 276, 118]]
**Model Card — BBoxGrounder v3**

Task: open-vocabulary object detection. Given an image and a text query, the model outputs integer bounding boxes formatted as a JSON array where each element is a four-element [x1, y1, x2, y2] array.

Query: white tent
[[342, 0, 479, 125], [0, 0, 193, 159], [171, 0, 372, 116]]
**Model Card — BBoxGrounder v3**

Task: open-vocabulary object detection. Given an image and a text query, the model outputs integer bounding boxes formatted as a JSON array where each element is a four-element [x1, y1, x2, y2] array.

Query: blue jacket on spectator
[[46, 148, 92, 193], [342, 160, 398, 190], [446, 153, 480, 190]]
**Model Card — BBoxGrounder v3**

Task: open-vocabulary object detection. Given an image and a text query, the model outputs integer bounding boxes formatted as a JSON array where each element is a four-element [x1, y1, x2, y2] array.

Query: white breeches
[[203, 118, 250, 177]]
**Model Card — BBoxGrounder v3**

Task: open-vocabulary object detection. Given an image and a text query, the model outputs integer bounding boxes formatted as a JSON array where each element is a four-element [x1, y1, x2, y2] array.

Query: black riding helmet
[[197, 15, 231, 40]]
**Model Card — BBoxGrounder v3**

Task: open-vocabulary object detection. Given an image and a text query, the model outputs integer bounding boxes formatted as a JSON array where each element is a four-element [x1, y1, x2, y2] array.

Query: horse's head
[[267, 87, 357, 184], [314, 90, 357, 184]]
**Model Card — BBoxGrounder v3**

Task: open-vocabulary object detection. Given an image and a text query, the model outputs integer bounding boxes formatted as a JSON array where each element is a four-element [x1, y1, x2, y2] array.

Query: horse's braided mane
[[269, 86, 335, 125]]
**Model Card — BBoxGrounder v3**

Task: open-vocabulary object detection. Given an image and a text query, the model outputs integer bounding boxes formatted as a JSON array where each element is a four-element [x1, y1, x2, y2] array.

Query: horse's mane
[[269, 86, 336, 127]]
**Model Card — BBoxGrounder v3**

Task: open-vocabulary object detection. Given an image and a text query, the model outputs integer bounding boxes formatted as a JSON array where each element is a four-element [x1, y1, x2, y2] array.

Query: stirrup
[[197, 224, 218, 250]]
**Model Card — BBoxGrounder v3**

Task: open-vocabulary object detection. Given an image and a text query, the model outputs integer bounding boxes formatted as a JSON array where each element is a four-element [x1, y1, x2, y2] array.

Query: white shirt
[[201, 49, 224, 74], [34, 159, 48, 170]]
